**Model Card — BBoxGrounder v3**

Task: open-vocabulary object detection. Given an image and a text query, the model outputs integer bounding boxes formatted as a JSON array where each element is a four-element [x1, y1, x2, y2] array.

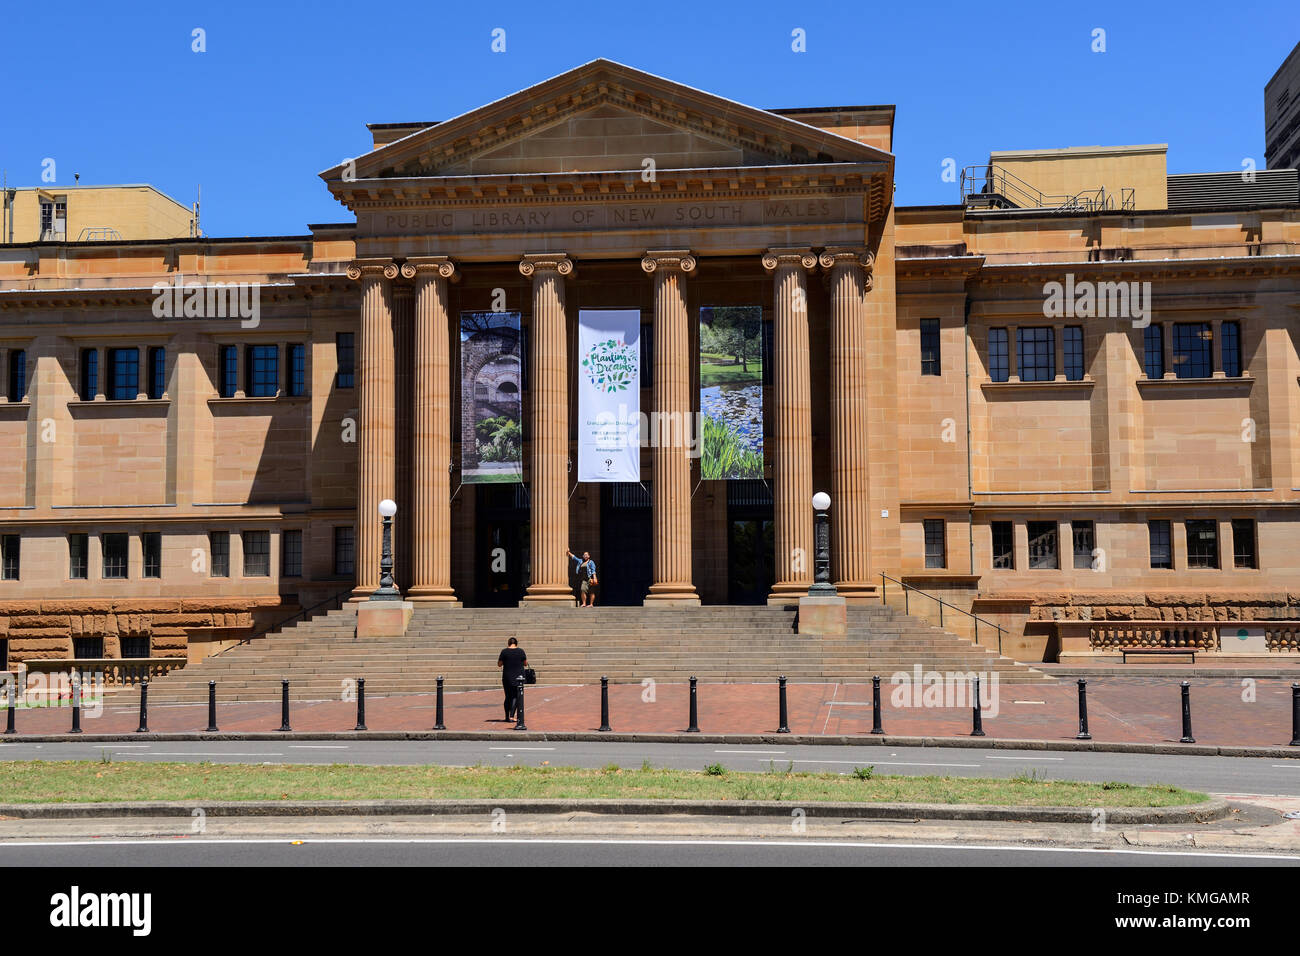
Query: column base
[[520, 584, 576, 606], [767, 582, 811, 606], [406, 586, 462, 606], [834, 582, 881, 604], [347, 588, 376, 604], [797, 595, 848, 636], [356, 600, 414, 638], [644, 583, 700, 606]]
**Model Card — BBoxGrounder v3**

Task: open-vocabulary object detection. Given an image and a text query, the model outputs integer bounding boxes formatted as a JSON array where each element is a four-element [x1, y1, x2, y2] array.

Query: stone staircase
[[133, 603, 1052, 703]]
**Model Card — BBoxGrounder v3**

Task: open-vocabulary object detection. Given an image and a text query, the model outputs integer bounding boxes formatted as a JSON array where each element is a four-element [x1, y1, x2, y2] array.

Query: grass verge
[[0, 760, 1208, 807]]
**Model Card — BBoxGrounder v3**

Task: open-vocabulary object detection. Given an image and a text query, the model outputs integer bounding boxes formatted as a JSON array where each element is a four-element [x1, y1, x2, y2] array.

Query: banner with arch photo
[[460, 311, 523, 483], [577, 309, 641, 482], [700, 305, 764, 479]]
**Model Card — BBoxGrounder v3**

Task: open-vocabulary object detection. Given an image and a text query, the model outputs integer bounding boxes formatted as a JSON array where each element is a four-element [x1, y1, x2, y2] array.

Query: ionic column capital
[[404, 256, 459, 282], [519, 253, 573, 278], [762, 248, 818, 272], [818, 247, 875, 272], [641, 249, 697, 275], [347, 258, 398, 281]]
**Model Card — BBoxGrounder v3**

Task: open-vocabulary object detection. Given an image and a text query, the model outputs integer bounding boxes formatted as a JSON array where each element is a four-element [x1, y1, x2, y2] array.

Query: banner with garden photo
[[699, 305, 764, 479], [460, 311, 523, 483]]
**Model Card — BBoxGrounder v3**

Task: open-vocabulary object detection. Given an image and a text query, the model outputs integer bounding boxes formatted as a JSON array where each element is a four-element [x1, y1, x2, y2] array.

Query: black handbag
[[524, 667, 537, 685]]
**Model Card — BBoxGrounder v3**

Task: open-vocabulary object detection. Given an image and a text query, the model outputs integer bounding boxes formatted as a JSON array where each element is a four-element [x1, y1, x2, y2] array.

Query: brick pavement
[[3, 676, 1299, 748]]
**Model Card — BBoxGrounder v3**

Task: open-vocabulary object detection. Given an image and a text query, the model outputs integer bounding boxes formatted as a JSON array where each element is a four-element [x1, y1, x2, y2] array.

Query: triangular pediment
[[323, 59, 893, 184]]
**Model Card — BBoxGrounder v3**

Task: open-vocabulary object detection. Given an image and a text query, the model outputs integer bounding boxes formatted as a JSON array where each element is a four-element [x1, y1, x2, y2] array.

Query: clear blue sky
[[1, 0, 1294, 237]]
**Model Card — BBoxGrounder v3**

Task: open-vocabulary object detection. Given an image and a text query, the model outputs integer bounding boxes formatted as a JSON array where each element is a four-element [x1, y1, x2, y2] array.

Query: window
[[7, 349, 26, 401], [1148, 520, 1172, 569], [73, 637, 104, 659], [988, 328, 1009, 382], [80, 349, 98, 400], [120, 636, 150, 659], [1064, 326, 1084, 381], [247, 345, 279, 398], [1185, 519, 1219, 569], [102, 533, 129, 579], [335, 333, 355, 389], [1, 535, 19, 580], [219, 345, 238, 397], [1173, 323, 1212, 379], [282, 529, 303, 577], [1071, 520, 1095, 570], [148, 347, 166, 399], [107, 347, 139, 400], [1221, 322, 1241, 377], [334, 526, 356, 576], [287, 343, 306, 397], [1017, 328, 1055, 382], [1027, 521, 1059, 569], [242, 530, 270, 576], [920, 319, 941, 376], [991, 521, 1014, 569], [39, 197, 67, 240], [1143, 325, 1164, 379], [210, 531, 230, 577], [1232, 518, 1257, 569], [142, 532, 161, 578], [69, 533, 88, 579], [923, 519, 946, 569]]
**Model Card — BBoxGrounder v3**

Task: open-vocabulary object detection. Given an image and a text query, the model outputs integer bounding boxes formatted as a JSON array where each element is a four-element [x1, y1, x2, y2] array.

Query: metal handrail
[[960, 164, 1137, 214], [879, 572, 1005, 656], [214, 587, 354, 658]]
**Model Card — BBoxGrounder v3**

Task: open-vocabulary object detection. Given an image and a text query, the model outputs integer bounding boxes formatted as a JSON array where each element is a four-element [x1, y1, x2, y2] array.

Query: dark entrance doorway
[[475, 483, 530, 607], [727, 480, 774, 604], [598, 482, 652, 606]]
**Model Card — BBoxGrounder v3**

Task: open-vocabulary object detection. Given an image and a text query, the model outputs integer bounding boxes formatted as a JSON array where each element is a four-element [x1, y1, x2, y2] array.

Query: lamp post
[[369, 498, 402, 601], [808, 492, 837, 597]]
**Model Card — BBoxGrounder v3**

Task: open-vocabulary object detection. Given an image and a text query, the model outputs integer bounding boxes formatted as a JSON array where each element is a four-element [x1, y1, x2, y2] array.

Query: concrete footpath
[[5, 675, 1300, 755]]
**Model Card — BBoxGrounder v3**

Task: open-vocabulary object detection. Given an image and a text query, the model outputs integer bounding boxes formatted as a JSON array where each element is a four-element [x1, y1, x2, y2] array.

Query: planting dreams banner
[[460, 311, 523, 483], [699, 305, 764, 479], [577, 309, 641, 482]]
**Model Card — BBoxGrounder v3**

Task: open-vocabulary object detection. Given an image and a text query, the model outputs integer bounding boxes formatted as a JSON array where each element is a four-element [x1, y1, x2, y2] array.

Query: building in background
[[1, 59, 1299, 675], [1266, 40, 1300, 172], [0, 184, 196, 244]]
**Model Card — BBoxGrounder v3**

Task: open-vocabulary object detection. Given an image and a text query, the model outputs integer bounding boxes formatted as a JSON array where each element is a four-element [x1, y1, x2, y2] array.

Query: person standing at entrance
[[567, 548, 598, 607], [497, 637, 528, 720]]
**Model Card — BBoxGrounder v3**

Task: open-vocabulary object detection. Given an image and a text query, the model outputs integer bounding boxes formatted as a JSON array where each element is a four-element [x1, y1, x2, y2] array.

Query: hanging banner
[[460, 311, 523, 483], [578, 309, 641, 482], [699, 305, 764, 479]]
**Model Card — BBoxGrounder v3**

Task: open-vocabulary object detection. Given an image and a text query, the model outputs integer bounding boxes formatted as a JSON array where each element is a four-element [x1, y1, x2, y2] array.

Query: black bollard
[[1075, 678, 1091, 740], [970, 675, 985, 737], [598, 676, 611, 732], [278, 679, 292, 732], [1291, 684, 1300, 748], [433, 675, 446, 731], [1179, 681, 1195, 743], [686, 676, 700, 733], [136, 679, 149, 734], [777, 676, 790, 734], [513, 676, 527, 731], [355, 678, 367, 732], [871, 675, 884, 735], [5, 679, 16, 735], [70, 674, 83, 734], [206, 680, 219, 733]]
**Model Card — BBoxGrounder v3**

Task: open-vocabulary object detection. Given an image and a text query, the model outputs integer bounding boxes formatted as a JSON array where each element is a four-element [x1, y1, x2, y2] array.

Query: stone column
[[520, 254, 574, 604], [820, 248, 875, 599], [642, 250, 700, 605], [347, 258, 398, 599], [392, 282, 414, 591], [406, 257, 459, 604], [763, 248, 818, 604]]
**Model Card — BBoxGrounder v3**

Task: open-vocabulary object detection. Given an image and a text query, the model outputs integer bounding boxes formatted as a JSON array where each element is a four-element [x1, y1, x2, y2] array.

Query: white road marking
[[289, 745, 350, 750], [985, 755, 1065, 761], [786, 759, 981, 768], [489, 746, 555, 751], [715, 750, 786, 755], [127, 752, 285, 757]]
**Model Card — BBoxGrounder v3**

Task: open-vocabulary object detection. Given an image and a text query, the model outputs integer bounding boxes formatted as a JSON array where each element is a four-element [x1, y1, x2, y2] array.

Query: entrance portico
[[324, 59, 896, 607]]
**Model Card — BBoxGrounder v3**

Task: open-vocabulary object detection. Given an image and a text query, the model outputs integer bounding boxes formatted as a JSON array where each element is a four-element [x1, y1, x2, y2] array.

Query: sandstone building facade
[[1, 60, 1298, 669]]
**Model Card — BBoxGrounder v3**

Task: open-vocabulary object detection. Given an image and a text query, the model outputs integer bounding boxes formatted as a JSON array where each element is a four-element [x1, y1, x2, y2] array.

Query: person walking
[[497, 637, 528, 721], [567, 548, 598, 607]]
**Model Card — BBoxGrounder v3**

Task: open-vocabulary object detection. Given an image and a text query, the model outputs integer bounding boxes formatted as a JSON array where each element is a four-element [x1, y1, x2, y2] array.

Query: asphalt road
[[3, 738, 1299, 795], [0, 837, 1294, 867]]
